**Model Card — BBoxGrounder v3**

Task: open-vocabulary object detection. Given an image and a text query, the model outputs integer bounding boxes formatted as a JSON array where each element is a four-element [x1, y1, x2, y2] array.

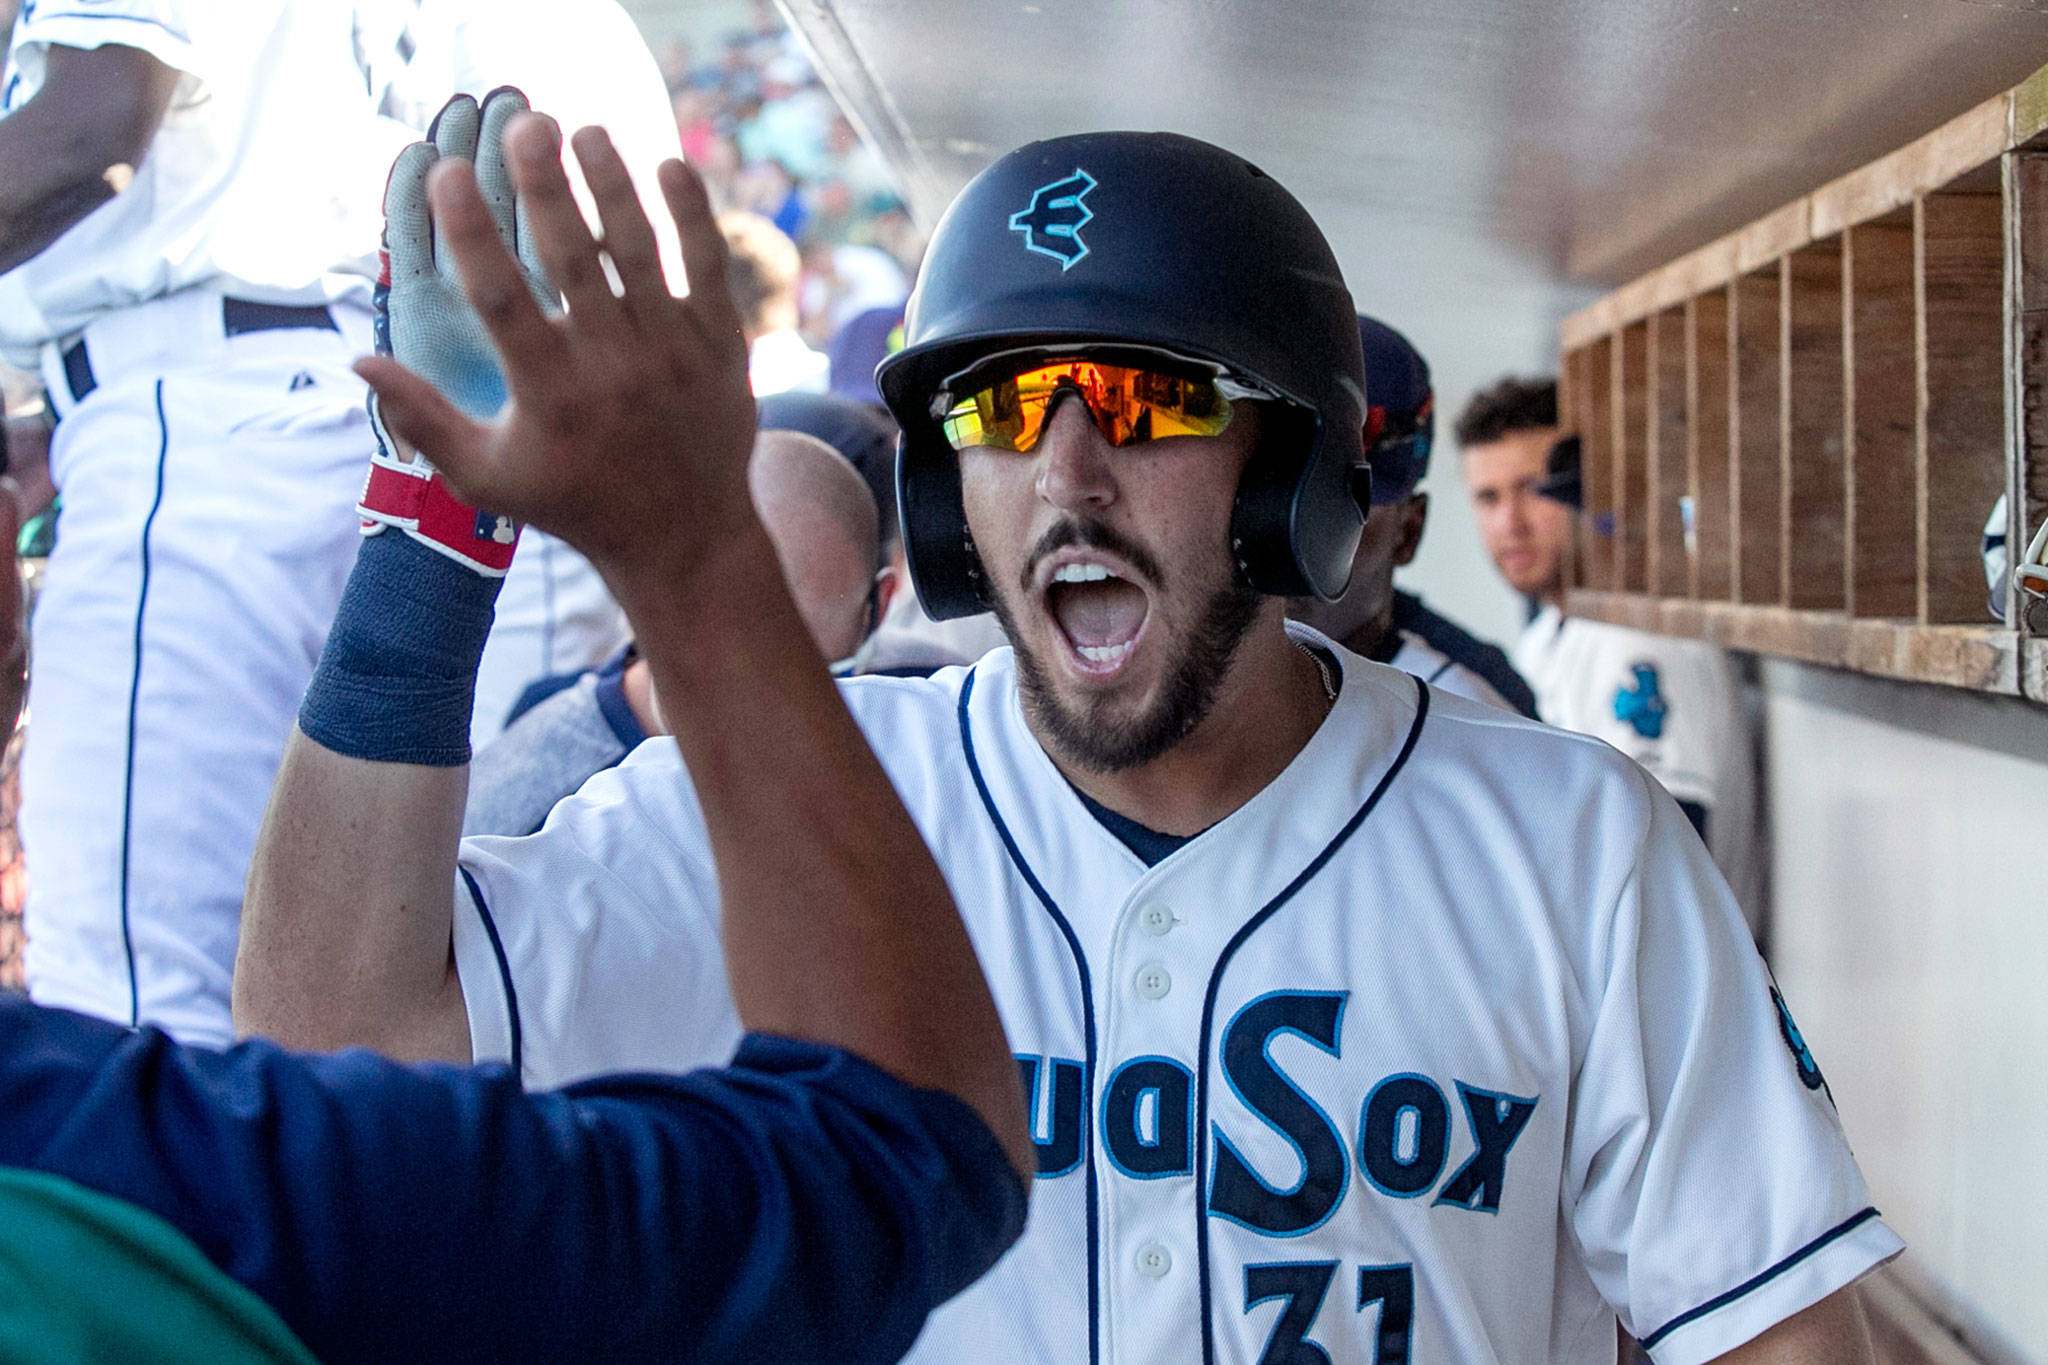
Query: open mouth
[[1042, 558, 1152, 677]]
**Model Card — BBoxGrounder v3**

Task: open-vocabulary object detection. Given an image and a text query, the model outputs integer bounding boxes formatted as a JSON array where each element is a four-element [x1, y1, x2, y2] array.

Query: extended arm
[[1, 996, 1023, 1363], [1710, 1288, 1873, 1364], [240, 731, 473, 1059], [354, 115, 1030, 1175], [0, 43, 178, 271]]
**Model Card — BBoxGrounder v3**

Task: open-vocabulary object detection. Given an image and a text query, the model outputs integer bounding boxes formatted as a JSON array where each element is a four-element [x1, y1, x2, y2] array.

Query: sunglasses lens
[[941, 360, 1234, 453]]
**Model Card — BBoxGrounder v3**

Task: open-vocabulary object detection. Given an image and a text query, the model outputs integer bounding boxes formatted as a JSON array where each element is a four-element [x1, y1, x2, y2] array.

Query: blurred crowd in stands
[[658, 2, 918, 352]]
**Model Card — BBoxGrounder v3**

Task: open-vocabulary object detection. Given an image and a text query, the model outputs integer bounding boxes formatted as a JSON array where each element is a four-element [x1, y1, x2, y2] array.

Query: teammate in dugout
[[1460, 381, 1762, 924], [0, 0, 689, 1049], [1288, 315, 1538, 717], [238, 103, 1900, 1362]]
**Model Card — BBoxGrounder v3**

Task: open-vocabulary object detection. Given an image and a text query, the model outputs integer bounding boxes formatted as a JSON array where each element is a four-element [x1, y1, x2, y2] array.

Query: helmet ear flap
[[897, 432, 992, 620], [1230, 403, 1362, 600]]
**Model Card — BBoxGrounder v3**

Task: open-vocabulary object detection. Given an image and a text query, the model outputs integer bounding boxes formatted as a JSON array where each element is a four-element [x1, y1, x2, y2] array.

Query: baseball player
[[462, 427, 892, 839], [1291, 315, 1538, 717], [2, 0, 686, 1046], [1459, 383, 1761, 921], [241, 111, 1898, 1363], [0, 1, 416, 1045]]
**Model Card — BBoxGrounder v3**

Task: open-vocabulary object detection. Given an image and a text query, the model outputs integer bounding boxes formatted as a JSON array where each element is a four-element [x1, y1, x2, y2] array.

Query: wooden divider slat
[[1732, 270, 1782, 603], [1558, 347, 1584, 591], [1691, 291, 1734, 600], [2007, 153, 2048, 652], [1564, 590, 2020, 693], [1618, 322, 1649, 591], [1782, 242, 1847, 609], [1918, 192, 2006, 624], [1583, 335, 1617, 591], [1650, 308, 1689, 596], [1559, 346, 1580, 431], [1844, 219, 1918, 618]]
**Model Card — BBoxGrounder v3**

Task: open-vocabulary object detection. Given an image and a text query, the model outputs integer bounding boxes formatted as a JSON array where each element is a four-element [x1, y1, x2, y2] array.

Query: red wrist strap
[[359, 456, 519, 576]]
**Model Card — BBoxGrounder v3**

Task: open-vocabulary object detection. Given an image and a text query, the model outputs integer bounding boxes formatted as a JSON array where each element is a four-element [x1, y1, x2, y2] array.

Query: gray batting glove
[[359, 87, 562, 576]]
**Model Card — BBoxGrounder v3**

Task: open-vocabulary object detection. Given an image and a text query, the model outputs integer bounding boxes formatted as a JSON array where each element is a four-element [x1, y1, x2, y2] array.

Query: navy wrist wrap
[[298, 531, 501, 766]]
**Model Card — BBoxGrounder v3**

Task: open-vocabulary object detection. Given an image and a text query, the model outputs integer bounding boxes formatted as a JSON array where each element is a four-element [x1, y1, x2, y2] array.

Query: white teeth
[[1053, 563, 1117, 584], [1077, 641, 1136, 664]]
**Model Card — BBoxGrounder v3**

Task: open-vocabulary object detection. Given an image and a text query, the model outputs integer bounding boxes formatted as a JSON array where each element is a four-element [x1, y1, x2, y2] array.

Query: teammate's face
[[960, 392, 1265, 773], [1464, 428, 1569, 598]]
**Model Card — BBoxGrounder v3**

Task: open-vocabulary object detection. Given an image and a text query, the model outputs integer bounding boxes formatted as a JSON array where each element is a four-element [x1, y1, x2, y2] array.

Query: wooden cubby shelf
[[1558, 66, 2048, 701]]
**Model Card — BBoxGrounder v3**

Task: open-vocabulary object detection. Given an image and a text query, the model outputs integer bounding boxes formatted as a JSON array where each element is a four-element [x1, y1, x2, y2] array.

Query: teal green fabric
[[0, 1167, 316, 1365]]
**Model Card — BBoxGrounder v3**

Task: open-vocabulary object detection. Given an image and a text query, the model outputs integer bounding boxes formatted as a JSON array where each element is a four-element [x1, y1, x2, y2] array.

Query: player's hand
[[358, 89, 555, 577], [355, 105, 759, 601]]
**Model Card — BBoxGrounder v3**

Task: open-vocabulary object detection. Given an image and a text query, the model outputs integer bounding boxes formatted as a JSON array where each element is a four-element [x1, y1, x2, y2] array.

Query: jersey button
[[1135, 1242, 1172, 1278], [1137, 903, 1175, 937], [1134, 963, 1172, 1000]]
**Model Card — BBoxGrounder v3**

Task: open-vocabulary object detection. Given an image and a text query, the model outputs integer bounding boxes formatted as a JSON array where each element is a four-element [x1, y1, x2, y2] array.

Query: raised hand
[[355, 107, 759, 604]]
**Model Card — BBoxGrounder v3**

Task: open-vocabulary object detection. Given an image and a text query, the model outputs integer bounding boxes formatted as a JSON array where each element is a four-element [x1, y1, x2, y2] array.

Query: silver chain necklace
[[1296, 640, 1338, 702]]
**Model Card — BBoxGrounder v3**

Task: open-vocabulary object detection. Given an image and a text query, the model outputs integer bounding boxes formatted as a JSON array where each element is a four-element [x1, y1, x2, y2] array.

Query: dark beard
[[990, 521, 1263, 774]]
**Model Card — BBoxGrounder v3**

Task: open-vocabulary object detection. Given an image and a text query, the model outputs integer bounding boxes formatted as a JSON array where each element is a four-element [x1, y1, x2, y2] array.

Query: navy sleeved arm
[[1391, 590, 1541, 720], [0, 998, 1026, 1363]]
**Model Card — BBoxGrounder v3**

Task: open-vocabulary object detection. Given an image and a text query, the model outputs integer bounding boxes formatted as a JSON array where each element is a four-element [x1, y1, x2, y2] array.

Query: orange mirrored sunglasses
[[939, 358, 1238, 453]]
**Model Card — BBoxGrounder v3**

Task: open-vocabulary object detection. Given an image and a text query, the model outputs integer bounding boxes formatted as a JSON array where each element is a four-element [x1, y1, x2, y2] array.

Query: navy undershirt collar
[[1069, 784, 1199, 866], [1063, 642, 1341, 866]]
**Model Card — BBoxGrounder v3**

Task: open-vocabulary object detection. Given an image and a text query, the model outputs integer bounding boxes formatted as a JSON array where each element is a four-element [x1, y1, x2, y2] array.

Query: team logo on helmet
[[1008, 169, 1096, 270]]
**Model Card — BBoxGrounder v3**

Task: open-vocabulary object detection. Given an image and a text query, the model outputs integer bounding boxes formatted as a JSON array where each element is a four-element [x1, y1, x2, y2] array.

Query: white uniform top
[[1386, 629, 1518, 713], [452, 627, 1896, 1364], [375, 0, 685, 294], [748, 326, 832, 396], [1514, 606, 1760, 923], [0, 1, 413, 364]]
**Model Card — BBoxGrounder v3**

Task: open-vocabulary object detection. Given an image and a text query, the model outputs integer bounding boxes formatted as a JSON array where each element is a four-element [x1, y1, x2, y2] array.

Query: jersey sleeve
[[452, 746, 744, 1090], [8, 1, 202, 82], [1565, 771, 1901, 1364], [0, 997, 1027, 1364], [1429, 660, 1519, 714]]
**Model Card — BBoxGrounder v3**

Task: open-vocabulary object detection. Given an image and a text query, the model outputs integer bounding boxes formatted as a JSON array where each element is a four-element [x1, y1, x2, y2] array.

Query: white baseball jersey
[[1514, 606, 1760, 925], [453, 627, 1898, 1364], [1387, 629, 1518, 713], [7, 1, 409, 1043], [0, 0, 411, 365]]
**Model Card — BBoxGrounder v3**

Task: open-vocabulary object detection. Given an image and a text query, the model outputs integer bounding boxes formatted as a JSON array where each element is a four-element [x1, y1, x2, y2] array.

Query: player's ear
[[872, 565, 899, 633], [1393, 492, 1428, 567]]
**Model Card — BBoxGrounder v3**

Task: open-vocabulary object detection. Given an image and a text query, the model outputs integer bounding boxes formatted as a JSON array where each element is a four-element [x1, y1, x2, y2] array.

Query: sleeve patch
[[1770, 986, 1830, 1098]]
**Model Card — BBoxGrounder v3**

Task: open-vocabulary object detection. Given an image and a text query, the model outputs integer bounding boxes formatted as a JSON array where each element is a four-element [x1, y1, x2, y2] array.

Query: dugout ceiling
[[771, 0, 2048, 323]]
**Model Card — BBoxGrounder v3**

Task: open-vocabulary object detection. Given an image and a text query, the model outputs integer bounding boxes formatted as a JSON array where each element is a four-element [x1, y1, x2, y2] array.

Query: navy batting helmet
[[876, 131, 1369, 620], [1356, 315, 1433, 505]]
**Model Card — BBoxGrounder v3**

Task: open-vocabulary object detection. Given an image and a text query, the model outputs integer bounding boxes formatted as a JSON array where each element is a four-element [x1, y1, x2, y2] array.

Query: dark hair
[[1454, 377, 1557, 448]]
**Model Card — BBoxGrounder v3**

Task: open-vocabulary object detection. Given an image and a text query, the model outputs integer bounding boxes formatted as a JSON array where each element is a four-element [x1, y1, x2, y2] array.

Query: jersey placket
[[977, 655, 1421, 1364], [1091, 869, 1217, 1364]]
